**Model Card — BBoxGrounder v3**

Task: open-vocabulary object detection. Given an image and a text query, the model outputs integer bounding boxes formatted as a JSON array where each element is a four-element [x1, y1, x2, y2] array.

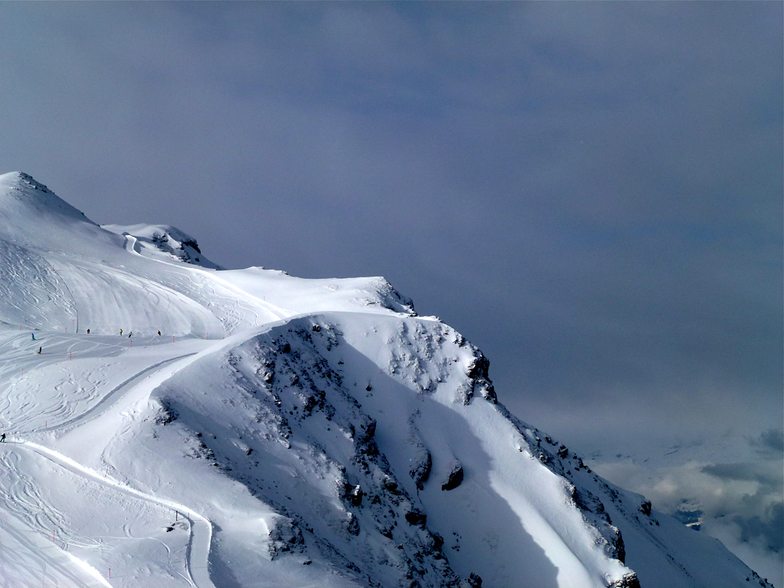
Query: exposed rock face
[[441, 462, 464, 491], [410, 448, 432, 490], [609, 573, 642, 588], [157, 319, 466, 587], [461, 350, 497, 404]]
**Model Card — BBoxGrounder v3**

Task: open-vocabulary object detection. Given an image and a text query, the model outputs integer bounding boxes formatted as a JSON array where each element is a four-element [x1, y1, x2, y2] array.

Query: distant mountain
[[0, 171, 772, 588]]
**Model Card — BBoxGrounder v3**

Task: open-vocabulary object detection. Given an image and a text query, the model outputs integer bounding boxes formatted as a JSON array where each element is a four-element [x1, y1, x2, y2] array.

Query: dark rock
[[571, 487, 605, 516], [154, 399, 178, 425], [465, 351, 497, 404], [342, 483, 364, 507], [405, 510, 427, 528], [382, 476, 401, 495], [442, 463, 464, 491], [346, 513, 360, 536], [410, 451, 432, 490], [608, 573, 641, 588], [268, 518, 304, 558], [356, 419, 376, 444]]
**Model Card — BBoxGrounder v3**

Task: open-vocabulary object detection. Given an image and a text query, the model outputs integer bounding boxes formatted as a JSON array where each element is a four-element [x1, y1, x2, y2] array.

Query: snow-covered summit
[[102, 223, 222, 269], [0, 173, 773, 588], [0, 171, 122, 256], [0, 171, 93, 224]]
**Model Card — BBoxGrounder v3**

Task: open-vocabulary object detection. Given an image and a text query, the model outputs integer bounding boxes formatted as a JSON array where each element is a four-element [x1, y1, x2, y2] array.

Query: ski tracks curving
[[39, 353, 196, 434], [0, 439, 216, 588]]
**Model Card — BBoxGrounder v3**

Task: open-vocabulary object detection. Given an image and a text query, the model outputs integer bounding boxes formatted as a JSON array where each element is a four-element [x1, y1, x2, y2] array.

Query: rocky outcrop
[[441, 462, 464, 492]]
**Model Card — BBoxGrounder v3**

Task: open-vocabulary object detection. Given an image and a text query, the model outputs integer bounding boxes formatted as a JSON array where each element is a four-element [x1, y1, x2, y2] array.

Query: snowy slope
[[0, 171, 773, 588]]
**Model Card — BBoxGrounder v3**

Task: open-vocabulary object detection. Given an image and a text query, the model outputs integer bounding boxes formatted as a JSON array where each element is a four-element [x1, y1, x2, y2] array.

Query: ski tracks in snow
[[0, 439, 216, 588], [123, 233, 288, 332], [0, 341, 228, 587], [39, 353, 196, 434]]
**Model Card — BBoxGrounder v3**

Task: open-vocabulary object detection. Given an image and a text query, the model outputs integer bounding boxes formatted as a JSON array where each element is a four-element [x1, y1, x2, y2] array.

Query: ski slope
[[0, 171, 772, 588]]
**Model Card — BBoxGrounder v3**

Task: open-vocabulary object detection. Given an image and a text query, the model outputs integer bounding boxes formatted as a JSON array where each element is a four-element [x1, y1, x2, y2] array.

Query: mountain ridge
[[0, 173, 772, 588]]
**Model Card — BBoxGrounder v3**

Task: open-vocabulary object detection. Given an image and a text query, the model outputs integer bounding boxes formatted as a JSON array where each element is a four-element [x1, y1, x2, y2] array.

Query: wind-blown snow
[[0, 171, 773, 588]]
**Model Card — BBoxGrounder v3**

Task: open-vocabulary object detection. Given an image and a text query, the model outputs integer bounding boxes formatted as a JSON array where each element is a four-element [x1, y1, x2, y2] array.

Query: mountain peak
[[17, 171, 51, 192], [0, 171, 93, 225], [0, 171, 52, 194], [0, 172, 771, 588]]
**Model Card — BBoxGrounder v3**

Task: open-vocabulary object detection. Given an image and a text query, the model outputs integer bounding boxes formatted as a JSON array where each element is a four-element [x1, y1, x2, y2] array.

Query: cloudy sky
[[1, 2, 781, 582]]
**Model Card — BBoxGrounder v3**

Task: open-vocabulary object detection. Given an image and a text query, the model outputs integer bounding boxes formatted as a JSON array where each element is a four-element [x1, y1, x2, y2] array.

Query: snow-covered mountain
[[0, 171, 772, 588]]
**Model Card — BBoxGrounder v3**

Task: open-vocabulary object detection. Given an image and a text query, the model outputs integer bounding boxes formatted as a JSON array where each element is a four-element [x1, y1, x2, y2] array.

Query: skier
[[31, 333, 35, 341], [0, 433, 5, 443], [37, 346, 42, 354], [128, 332, 133, 338], [157, 330, 161, 336], [120, 329, 123, 336], [87, 329, 90, 334]]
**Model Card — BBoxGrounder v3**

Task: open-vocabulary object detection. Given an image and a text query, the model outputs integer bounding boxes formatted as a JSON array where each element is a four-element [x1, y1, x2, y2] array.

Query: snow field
[[0, 171, 772, 588]]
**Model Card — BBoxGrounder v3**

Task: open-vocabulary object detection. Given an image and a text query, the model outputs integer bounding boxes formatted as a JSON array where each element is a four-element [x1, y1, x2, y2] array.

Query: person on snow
[[37, 346, 42, 354], [0, 433, 6, 442], [87, 329, 90, 334], [120, 329, 123, 336], [157, 330, 161, 336], [128, 332, 133, 338], [31, 333, 35, 341]]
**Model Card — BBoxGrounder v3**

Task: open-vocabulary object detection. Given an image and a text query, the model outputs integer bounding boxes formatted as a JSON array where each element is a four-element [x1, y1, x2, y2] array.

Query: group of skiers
[[7, 327, 172, 445], [30, 328, 165, 355], [118, 329, 160, 337]]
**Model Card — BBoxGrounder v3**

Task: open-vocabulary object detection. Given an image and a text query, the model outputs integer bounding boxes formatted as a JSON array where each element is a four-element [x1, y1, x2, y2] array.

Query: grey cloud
[[736, 502, 784, 553], [750, 430, 784, 455], [702, 462, 782, 489]]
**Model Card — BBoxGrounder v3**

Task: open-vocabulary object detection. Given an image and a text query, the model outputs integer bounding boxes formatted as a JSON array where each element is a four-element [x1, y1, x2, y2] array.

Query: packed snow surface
[[0, 172, 773, 588]]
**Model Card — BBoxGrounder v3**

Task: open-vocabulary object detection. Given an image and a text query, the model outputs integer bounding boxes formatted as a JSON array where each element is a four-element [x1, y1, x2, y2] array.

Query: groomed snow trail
[[40, 353, 197, 434], [18, 323, 302, 587], [1, 439, 216, 588], [0, 465, 113, 588]]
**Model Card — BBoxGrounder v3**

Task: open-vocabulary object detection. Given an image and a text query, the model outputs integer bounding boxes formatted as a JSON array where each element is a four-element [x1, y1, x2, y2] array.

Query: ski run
[[0, 172, 773, 588]]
